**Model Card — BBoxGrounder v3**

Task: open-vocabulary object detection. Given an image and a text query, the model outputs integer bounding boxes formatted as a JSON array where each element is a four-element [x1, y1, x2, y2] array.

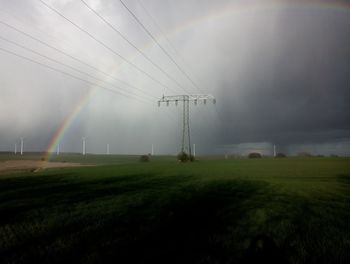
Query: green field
[[1, 156, 350, 263]]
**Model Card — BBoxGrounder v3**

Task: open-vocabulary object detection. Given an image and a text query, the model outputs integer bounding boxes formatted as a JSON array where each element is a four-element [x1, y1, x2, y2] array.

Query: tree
[[276, 153, 286, 158], [248, 152, 262, 159], [177, 152, 195, 162], [139, 155, 150, 162]]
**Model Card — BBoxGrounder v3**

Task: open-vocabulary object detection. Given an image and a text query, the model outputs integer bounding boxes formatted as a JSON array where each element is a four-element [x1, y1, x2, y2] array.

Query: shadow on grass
[[337, 174, 350, 186], [0, 172, 185, 224], [1, 173, 350, 263]]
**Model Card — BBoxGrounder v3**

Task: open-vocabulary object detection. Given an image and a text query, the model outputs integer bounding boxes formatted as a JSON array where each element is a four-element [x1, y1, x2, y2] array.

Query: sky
[[0, 0, 349, 156]]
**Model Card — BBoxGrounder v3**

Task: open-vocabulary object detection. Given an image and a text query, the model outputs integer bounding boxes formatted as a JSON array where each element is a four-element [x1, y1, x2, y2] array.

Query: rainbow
[[44, 88, 96, 159], [44, 0, 350, 162]]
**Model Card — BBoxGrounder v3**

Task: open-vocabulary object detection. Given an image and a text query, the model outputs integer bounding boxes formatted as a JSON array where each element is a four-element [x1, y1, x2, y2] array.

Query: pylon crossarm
[[158, 94, 215, 105]]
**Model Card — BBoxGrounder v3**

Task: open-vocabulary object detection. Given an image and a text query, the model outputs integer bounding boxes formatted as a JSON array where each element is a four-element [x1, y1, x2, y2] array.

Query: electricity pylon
[[158, 94, 216, 156]]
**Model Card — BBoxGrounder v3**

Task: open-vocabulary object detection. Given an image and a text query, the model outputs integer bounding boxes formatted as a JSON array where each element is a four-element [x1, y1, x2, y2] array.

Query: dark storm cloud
[[217, 6, 350, 146]]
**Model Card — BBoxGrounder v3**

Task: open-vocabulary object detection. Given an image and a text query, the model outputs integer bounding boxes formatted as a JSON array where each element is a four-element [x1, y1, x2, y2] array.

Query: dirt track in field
[[0, 160, 91, 174]]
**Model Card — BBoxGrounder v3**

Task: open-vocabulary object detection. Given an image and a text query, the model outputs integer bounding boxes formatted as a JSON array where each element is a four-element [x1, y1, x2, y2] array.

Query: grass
[[1, 157, 350, 263], [0, 152, 176, 164]]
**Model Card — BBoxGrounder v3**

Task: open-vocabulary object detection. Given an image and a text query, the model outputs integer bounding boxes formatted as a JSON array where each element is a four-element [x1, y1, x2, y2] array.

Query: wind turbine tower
[[20, 137, 24, 155], [107, 144, 110, 155], [82, 137, 86, 155], [57, 143, 60, 155], [273, 144, 276, 157], [193, 143, 196, 157], [14, 143, 17, 155]]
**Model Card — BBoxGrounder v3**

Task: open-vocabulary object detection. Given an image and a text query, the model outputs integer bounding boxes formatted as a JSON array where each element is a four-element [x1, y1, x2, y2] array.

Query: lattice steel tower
[[158, 94, 216, 156]]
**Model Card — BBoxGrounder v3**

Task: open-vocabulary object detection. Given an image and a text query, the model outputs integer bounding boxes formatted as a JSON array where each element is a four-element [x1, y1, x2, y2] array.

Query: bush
[[298, 152, 312, 157], [275, 153, 286, 158], [139, 155, 150, 162], [177, 152, 189, 162], [177, 152, 195, 162], [189, 155, 195, 162], [248, 152, 262, 159]]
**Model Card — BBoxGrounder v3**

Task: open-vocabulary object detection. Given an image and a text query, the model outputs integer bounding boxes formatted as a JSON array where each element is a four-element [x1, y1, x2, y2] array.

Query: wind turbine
[[14, 142, 17, 155], [107, 143, 110, 155], [57, 143, 60, 155], [82, 137, 86, 155], [20, 137, 24, 155]]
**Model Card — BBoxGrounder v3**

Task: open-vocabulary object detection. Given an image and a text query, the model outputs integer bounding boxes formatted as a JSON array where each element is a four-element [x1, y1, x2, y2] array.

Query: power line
[[80, 0, 189, 94], [0, 20, 156, 98], [0, 19, 182, 126], [0, 46, 152, 104], [136, 0, 203, 91], [134, 1, 217, 136], [0, 40, 181, 126], [0, 9, 81, 54], [38, 0, 177, 94], [118, 0, 203, 94], [0, 37, 155, 100], [0, 35, 155, 100]]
